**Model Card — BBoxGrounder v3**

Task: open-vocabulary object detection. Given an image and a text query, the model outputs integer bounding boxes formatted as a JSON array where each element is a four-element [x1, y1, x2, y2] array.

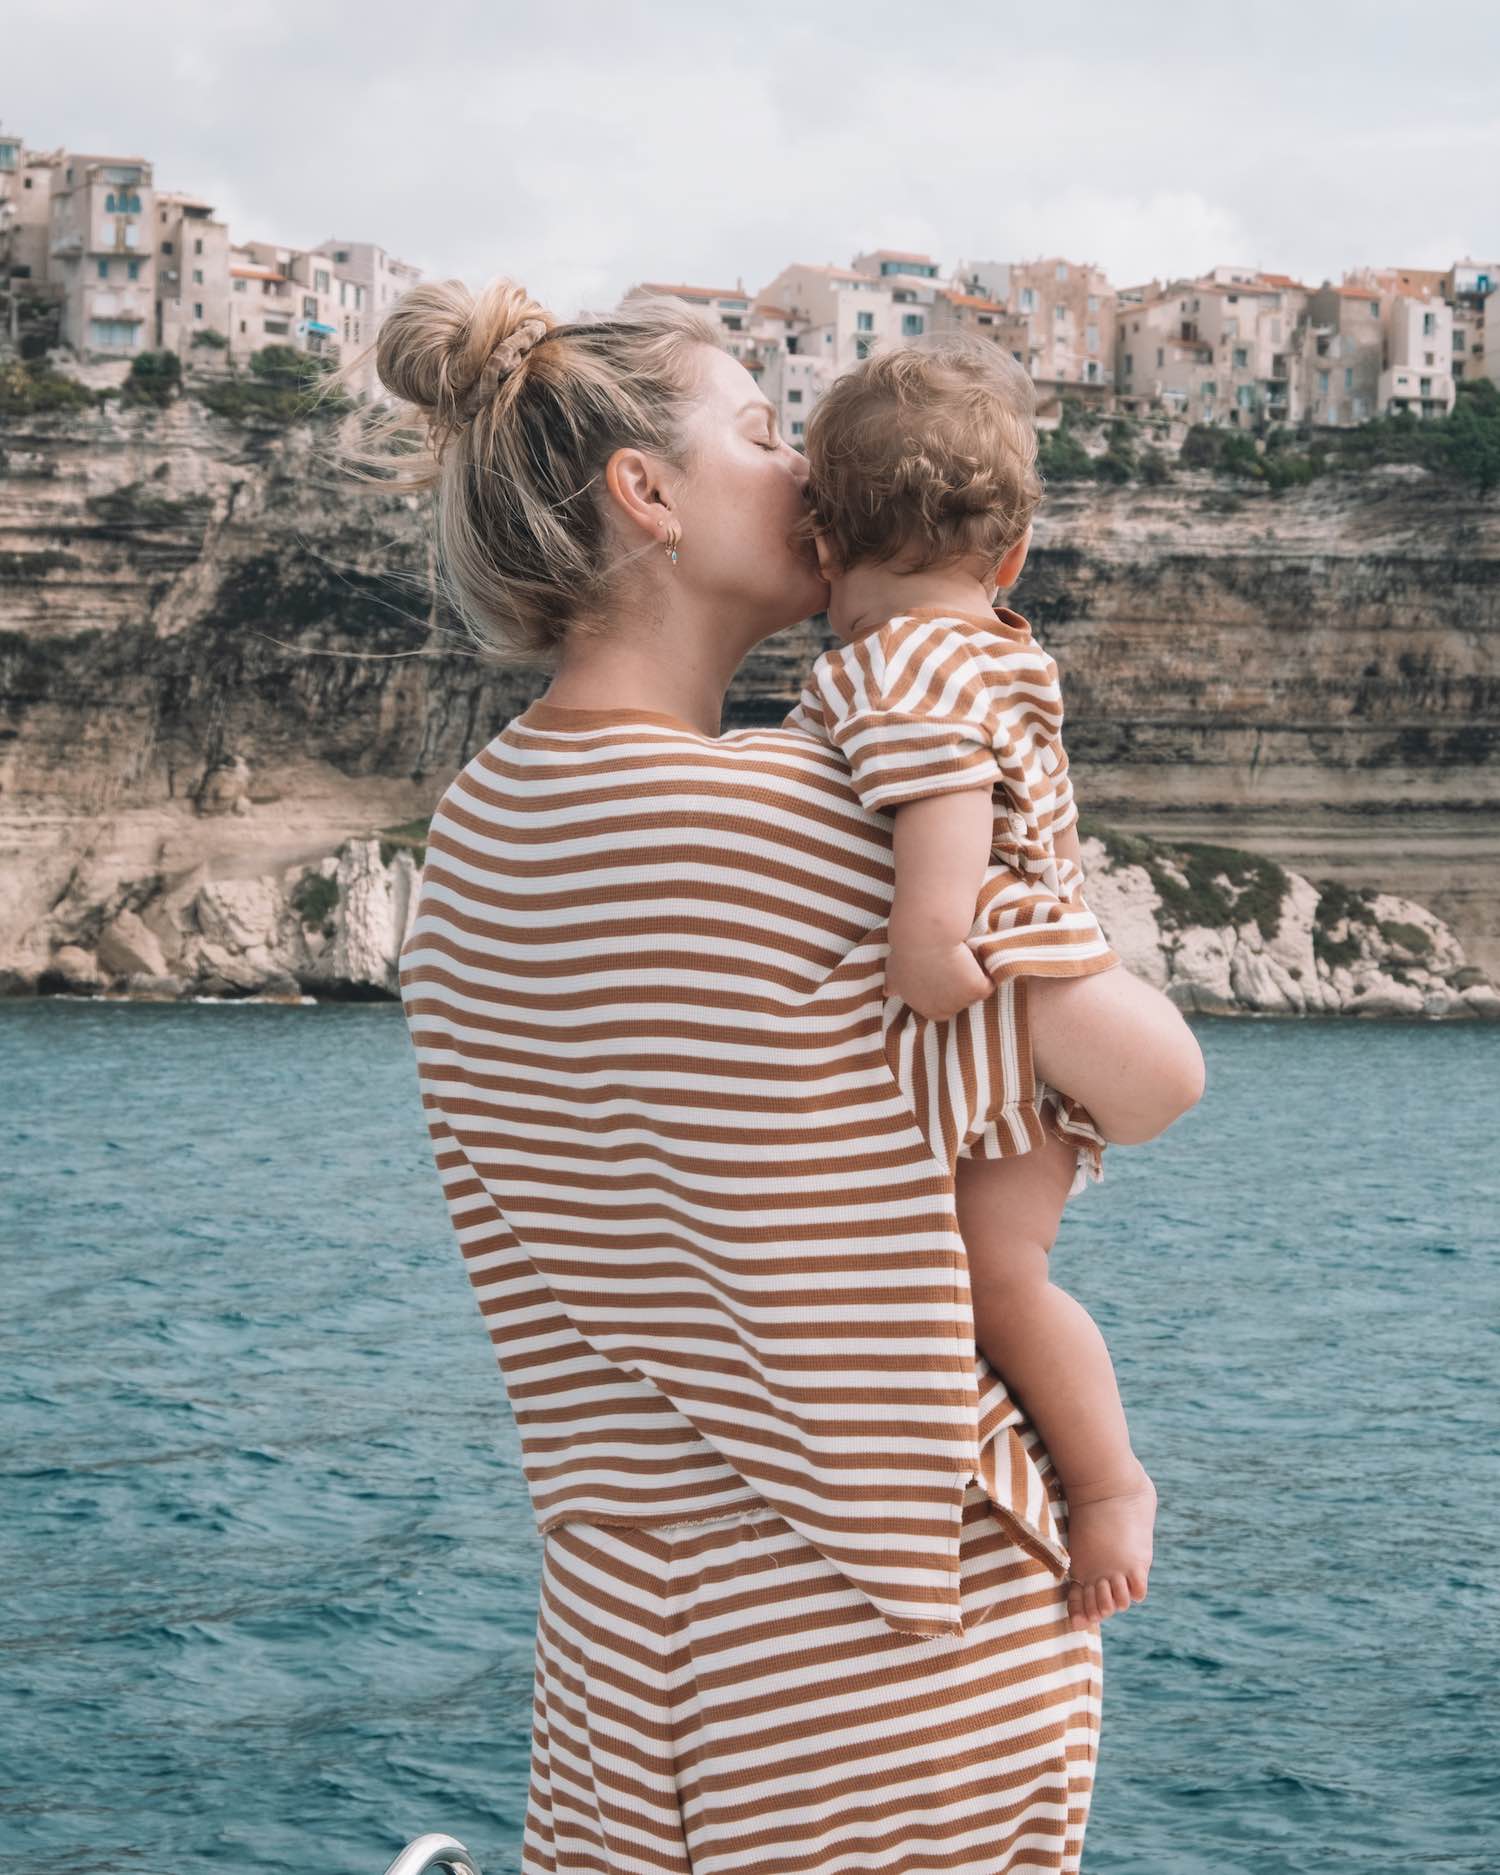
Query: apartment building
[[1293, 285, 1386, 426], [0, 127, 60, 294], [1116, 268, 1307, 426], [758, 262, 903, 374], [312, 238, 420, 393], [155, 190, 230, 357], [45, 148, 156, 356], [1378, 294, 1455, 417], [622, 279, 757, 361], [930, 286, 1028, 356], [1446, 259, 1499, 389], [957, 257, 1115, 388]]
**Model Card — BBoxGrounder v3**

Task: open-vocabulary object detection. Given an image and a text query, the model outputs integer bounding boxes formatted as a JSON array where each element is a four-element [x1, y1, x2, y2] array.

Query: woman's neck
[[540, 635, 734, 740]]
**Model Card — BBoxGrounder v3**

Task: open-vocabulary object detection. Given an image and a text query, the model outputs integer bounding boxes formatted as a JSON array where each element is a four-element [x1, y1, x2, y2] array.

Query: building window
[[1369, 301, 1380, 315], [788, 388, 803, 403], [192, 268, 203, 285], [1233, 346, 1248, 368], [1424, 351, 1434, 366], [1345, 366, 1353, 389], [265, 319, 290, 335], [105, 191, 116, 212], [240, 320, 246, 332], [193, 302, 203, 319], [855, 336, 874, 360], [315, 268, 330, 293], [233, 279, 245, 292], [1454, 329, 1466, 351], [1156, 347, 1164, 367], [1455, 361, 1466, 379], [96, 259, 109, 280], [1086, 325, 1099, 352], [1318, 370, 1330, 394], [1054, 305, 1067, 322], [1423, 311, 1435, 336], [1055, 262, 1068, 281], [1087, 294, 1098, 312], [1019, 288, 1035, 312], [303, 295, 318, 316], [856, 310, 873, 332], [126, 259, 140, 281], [1203, 381, 1216, 399], [901, 313, 924, 336], [792, 420, 805, 437], [1123, 353, 1133, 375], [195, 237, 203, 256], [1420, 376, 1432, 395], [161, 239, 173, 255]]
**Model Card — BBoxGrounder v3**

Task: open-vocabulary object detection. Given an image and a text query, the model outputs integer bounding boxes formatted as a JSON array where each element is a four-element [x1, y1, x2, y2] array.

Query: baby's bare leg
[[957, 1126, 1156, 1632], [1026, 965, 1205, 1146]]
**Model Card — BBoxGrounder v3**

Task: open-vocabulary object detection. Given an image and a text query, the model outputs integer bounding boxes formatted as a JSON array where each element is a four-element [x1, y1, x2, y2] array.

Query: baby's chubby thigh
[[955, 1123, 1080, 1297]]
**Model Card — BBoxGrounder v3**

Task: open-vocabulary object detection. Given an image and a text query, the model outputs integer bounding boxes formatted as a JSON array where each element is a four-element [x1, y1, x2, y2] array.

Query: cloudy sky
[[9, 0, 1499, 317]]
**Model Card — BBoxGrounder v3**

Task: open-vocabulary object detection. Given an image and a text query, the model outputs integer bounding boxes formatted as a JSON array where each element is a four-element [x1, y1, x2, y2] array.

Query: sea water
[[2, 1000, 1496, 1874]]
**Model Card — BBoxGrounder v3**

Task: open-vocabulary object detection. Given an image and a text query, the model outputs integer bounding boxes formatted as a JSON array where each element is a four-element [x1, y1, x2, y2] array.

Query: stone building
[[45, 148, 156, 357], [957, 257, 1116, 391], [154, 191, 231, 359]]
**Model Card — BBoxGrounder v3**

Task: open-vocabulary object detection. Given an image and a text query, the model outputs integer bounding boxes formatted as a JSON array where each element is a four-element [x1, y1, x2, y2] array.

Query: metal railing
[[381, 1833, 483, 1875]]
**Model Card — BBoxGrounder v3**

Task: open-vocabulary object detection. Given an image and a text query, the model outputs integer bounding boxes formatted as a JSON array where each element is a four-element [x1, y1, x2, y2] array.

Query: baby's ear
[[812, 530, 843, 581]]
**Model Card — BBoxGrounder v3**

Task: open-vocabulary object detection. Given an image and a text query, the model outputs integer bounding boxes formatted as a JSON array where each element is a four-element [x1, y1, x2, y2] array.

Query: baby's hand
[[885, 939, 995, 1021]]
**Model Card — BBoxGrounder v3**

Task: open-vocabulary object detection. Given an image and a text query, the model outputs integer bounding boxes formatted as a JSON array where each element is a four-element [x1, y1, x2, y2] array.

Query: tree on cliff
[[1440, 380, 1500, 497]]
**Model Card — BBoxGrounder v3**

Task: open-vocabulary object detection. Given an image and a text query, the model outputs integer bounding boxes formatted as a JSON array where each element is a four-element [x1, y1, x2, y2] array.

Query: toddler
[[784, 336, 1205, 1634]]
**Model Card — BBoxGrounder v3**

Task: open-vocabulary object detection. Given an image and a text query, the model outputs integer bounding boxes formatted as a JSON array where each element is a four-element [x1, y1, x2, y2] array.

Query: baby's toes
[[1108, 1572, 1135, 1613], [1127, 1565, 1150, 1602], [1066, 1581, 1090, 1630], [1091, 1579, 1116, 1619]]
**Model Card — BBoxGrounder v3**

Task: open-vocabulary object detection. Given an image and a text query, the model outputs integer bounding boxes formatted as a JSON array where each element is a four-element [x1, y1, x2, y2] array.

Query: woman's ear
[[604, 445, 674, 543]]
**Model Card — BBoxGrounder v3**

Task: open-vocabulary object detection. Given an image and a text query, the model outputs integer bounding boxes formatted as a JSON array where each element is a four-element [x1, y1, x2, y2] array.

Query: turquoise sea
[[2, 999, 1496, 1875]]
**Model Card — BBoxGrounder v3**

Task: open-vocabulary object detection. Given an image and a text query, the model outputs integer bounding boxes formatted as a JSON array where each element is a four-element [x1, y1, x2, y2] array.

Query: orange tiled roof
[[230, 266, 286, 282], [754, 304, 792, 319], [868, 249, 934, 263], [941, 289, 1009, 311], [636, 281, 748, 301]]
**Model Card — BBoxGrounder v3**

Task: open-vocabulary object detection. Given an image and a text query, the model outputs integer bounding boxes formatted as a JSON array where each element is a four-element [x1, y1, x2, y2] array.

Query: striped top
[[785, 604, 1120, 986], [398, 692, 1079, 1641]]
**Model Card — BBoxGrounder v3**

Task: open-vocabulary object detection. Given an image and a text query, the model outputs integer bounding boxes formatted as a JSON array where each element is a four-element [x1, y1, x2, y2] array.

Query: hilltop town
[[3, 124, 1496, 455]]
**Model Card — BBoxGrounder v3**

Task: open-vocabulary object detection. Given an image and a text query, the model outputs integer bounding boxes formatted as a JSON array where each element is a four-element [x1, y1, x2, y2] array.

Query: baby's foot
[[1062, 1456, 1157, 1633]]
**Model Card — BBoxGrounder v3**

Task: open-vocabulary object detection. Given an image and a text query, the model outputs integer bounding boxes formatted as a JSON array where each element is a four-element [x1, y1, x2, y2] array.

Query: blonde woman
[[335, 279, 1196, 1873]]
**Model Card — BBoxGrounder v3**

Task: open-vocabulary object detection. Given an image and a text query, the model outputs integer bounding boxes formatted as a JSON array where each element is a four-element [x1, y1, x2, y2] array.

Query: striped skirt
[[521, 1480, 1104, 1874]]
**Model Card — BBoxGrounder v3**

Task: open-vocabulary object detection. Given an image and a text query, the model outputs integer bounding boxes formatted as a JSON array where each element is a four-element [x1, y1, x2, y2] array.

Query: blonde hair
[[321, 278, 723, 666], [797, 334, 1043, 575]]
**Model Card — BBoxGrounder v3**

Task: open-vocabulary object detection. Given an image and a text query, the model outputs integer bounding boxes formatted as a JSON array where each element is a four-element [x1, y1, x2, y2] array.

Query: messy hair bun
[[377, 278, 556, 437], [326, 277, 722, 667]]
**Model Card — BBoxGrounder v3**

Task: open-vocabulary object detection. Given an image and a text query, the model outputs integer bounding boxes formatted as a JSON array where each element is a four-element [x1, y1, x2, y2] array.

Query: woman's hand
[[885, 938, 996, 1021]]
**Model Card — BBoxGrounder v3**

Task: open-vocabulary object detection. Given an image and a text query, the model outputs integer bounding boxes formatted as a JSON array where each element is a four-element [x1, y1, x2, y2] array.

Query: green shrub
[[0, 359, 102, 416], [1038, 425, 1093, 482], [1377, 919, 1432, 956], [120, 349, 182, 408], [291, 869, 340, 936]]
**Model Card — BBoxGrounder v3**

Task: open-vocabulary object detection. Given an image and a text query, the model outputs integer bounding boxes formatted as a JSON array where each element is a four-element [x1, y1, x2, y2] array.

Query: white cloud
[[6, 0, 1500, 312]]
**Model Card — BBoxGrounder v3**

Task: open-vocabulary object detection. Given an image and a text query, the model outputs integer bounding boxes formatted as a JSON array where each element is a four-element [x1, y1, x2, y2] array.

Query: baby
[[785, 336, 1205, 1634]]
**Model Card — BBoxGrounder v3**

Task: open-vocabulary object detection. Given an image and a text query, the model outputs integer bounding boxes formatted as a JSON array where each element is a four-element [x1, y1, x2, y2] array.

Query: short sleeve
[[810, 615, 1004, 813]]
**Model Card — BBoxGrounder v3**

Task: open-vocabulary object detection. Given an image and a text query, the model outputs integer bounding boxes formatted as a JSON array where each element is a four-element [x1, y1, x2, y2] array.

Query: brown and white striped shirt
[[785, 604, 1119, 988], [398, 692, 1083, 1640]]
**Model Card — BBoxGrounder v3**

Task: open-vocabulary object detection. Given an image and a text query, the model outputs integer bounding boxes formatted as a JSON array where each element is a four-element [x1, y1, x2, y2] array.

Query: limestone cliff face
[[1, 396, 1496, 1001]]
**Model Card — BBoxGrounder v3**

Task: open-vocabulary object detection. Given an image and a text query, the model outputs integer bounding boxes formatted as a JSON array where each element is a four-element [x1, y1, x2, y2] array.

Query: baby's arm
[[885, 786, 997, 1018]]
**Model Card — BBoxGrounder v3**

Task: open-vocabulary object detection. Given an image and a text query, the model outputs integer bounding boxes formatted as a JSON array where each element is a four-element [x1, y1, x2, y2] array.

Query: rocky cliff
[[2, 390, 1496, 1008]]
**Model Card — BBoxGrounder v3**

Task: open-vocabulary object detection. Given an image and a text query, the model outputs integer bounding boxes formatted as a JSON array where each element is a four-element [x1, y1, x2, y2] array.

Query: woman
[[339, 277, 1177, 1873]]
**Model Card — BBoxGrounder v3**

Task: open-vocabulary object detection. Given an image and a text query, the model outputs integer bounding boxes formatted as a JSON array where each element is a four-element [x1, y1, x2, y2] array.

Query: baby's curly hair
[[798, 334, 1043, 575]]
